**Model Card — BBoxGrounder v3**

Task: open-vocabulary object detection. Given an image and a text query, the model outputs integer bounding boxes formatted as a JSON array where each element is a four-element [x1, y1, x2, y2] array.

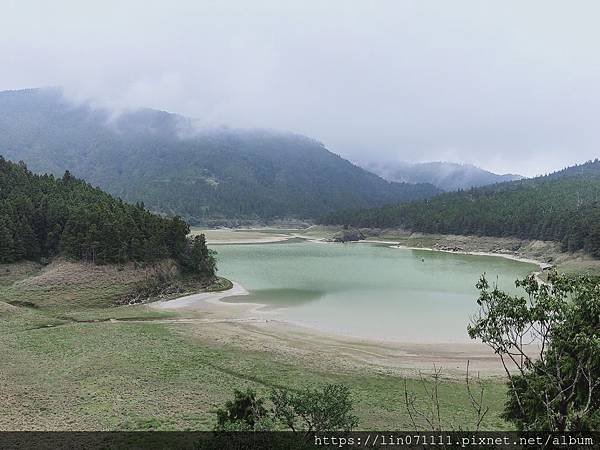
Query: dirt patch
[[191, 228, 293, 244], [14, 258, 150, 289], [182, 318, 508, 378]]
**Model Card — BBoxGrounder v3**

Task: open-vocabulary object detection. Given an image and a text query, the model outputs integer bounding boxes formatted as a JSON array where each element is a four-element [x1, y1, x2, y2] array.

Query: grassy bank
[[0, 259, 511, 431]]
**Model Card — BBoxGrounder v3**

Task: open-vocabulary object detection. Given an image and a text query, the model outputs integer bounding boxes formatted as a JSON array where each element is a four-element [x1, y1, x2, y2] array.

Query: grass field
[[0, 260, 511, 431]]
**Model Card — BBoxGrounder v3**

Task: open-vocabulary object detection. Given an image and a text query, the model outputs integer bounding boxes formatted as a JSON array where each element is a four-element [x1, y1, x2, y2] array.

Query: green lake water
[[215, 241, 536, 342]]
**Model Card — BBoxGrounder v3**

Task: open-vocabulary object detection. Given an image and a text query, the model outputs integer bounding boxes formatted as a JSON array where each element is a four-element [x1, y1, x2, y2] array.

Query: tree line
[[0, 89, 441, 224], [320, 160, 600, 257], [0, 156, 215, 277]]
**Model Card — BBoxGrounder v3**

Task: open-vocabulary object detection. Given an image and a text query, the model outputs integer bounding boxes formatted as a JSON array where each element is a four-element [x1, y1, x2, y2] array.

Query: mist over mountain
[[365, 161, 523, 191], [0, 88, 440, 223]]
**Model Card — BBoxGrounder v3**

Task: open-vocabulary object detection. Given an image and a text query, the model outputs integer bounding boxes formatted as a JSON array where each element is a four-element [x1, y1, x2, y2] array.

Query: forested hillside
[[366, 161, 523, 191], [0, 157, 215, 276], [321, 160, 600, 257], [0, 89, 440, 223]]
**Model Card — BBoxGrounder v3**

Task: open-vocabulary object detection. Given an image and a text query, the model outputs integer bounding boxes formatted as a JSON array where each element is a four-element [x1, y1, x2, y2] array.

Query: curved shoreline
[[150, 275, 509, 376], [389, 244, 549, 269], [151, 281, 250, 310], [150, 241, 542, 375], [156, 240, 544, 317], [208, 236, 291, 245]]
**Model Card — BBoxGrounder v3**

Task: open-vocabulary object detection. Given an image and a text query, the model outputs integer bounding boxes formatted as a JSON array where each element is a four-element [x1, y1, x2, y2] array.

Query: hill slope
[[321, 160, 600, 257], [0, 157, 215, 277], [366, 161, 523, 191], [0, 89, 441, 223]]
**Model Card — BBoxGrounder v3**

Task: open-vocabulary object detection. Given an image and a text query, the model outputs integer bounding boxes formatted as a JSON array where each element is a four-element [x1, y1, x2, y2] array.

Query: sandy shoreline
[[209, 236, 292, 244], [191, 228, 295, 245], [152, 277, 509, 377], [388, 244, 549, 269], [156, 231, 549, 376], [152, 281, 250, 309], [202, 232, 321, 245]]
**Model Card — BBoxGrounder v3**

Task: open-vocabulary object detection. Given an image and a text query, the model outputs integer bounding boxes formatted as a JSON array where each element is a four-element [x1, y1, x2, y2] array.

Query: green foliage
[[0, 89, 440, 222], [215, 389, 272, 431], [178, 234, 216, 278], [0, 157, 215, 278], [215, 384, 359, 433], [271, 384, 359, 433], [468, 272, 600, 431], [321, 159, 600, 257]]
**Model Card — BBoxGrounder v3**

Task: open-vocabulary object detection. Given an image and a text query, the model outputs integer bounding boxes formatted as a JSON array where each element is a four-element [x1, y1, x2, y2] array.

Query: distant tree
[[0, 217, 14, 263], [585, 217, 600, 258], [177, 234, 216, 278], [62, 170, 74, 183], [468, 272, 600, 431], [166, 216, 190, 258]]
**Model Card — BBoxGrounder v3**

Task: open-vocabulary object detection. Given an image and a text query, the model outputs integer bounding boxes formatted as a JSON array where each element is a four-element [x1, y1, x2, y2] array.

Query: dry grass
[[14, 258, 161, 289], [0, 258, 190, 312], [0, 261, 42, 286]]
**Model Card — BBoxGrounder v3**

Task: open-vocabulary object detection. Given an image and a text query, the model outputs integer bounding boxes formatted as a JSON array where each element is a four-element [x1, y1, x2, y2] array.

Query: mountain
[[365, 161, 523, 191], [320, 160, 600, 257], [0, 156, 215, 277], [0, 89, 441, 223]]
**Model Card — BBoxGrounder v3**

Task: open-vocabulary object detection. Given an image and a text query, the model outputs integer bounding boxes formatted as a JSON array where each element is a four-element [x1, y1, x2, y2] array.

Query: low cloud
[[2, 0, 600, 176]]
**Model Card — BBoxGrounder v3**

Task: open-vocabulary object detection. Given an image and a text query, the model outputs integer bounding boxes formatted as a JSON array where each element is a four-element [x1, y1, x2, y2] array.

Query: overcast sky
[[2, 1, 599, 176]]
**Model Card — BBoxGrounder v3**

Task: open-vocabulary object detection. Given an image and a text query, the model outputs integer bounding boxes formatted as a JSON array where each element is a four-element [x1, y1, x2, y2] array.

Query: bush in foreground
[[469, 271, 600, 431], [215, 384, 358, 433]]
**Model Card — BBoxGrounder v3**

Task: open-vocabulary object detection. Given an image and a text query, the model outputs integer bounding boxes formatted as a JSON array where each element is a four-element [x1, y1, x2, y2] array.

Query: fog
[[2, 0, 600, 176]]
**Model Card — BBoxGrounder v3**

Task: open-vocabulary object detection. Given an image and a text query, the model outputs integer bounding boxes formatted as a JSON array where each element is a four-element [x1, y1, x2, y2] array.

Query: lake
[[215, 240, 536, 343]]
